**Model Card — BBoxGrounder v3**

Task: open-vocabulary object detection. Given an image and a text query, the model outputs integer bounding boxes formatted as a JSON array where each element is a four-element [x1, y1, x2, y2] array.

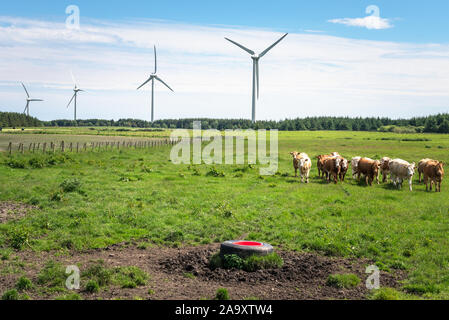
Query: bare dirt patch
[[0, 201, 37, 224], [1, 243, 406, 300]]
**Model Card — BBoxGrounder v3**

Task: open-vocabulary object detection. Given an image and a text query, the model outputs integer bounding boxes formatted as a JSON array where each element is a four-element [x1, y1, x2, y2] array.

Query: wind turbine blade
[[21, 83, 30, 98], [23, 104, 28, 114], [154, 45, 157, 74], [70, 70, 77, 86], [30, 99, 44, 102], [155, 76, 174, 92], [259, 33, 288, 58], [256, 60, 260, 99], [66, 94, 75, 108], [137, 76, 154, 90], [224, 37, 255, 55]]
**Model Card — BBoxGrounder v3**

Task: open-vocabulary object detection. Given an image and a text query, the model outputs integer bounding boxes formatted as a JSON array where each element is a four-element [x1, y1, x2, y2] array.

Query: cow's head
[[290, 152, 298, 158], [334, 157, 342, 170], [407, 163, 416, 177], [299, 157, 309, 168], [340, 158, 348, 171]]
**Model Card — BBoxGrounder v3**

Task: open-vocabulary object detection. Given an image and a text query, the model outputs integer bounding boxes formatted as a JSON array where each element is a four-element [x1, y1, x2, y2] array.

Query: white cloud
[[0, 16, 447, 121], [329, 15, 393, 30]]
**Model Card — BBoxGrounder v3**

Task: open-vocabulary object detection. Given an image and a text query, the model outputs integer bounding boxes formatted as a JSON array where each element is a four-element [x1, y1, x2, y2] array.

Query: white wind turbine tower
[[225, 33, 288, 123], [137, 45, 174, 122], [66, 71, 84, 121], [21, 83, 43, 117]]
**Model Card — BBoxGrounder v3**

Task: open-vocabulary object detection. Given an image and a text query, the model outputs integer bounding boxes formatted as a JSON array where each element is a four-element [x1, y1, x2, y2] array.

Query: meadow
[[0, 129, 448, 299]]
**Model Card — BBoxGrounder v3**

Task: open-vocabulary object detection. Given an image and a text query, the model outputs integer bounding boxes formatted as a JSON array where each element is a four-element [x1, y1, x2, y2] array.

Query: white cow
[[389, 159, 416, 191], [297, 153, 312, 183], [351, 157, 361, 179]]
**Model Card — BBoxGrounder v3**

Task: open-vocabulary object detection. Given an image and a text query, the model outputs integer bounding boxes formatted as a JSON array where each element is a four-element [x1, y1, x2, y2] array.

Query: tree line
[[1, 112, 449, 134], [0, 112, 42, 129]]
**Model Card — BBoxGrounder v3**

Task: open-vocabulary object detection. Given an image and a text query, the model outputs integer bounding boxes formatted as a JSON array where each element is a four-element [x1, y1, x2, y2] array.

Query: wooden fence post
[[43, 143, 47, 153], [8, 142, 12, 155]]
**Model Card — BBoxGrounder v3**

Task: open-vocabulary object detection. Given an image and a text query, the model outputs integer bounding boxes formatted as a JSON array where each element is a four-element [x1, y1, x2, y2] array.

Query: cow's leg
[[418, 170, 422, 183], [294, 167, 298, 178], [409, 177, 413, 192], [425, 176, 428, 191]]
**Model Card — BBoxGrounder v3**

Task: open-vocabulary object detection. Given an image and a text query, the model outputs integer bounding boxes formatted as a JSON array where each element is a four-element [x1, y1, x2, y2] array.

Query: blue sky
[[0, 1, 448, 121]]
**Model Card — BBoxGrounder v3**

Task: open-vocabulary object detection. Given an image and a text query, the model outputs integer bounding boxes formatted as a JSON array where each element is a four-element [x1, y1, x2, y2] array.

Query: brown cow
[[290, 152, 300, 177], [337, 156, 349, 182], [423, 160, 444, 192], [317, 153, 338, 178], [418, 158, 432, 183], [357, 158, 381, 186], [317, 155, 330, 178], [323, 157, 341, 184], [380, 157, 391, 183]]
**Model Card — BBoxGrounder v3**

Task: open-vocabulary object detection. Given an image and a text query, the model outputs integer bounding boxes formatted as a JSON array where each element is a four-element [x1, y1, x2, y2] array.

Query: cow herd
[[290, 152, 445, 192]]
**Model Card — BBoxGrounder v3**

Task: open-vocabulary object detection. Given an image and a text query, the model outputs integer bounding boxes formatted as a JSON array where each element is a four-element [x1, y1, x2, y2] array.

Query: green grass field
[[1, 129, 448, 299]]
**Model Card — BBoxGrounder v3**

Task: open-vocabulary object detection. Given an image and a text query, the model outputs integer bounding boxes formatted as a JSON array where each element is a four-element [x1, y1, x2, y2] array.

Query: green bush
[[37, 260, 67, 289], [8, 227, 31, 250], [2, 289, 19, 300], [326, 274, 361, 289], [85, 280, 100, 293], [60, 179, 82, 193], [15, 277, 33, 291], [209, 253, 284, 272], [215, 288, 230, 300], [112, 266, 149, 289]]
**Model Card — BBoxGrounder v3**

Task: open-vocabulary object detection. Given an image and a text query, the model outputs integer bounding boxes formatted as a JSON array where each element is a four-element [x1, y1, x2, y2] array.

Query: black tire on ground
[[220, 241, 274, 258]]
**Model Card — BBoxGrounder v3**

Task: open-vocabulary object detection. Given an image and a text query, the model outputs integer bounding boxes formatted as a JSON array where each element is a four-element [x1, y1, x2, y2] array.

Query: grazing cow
[[389, 159, 415, 191], [380, 157, 391, 183], [323, 157, 341, 184], [298, 153, 312, 183], [423, 160, 444, 192], [337, 156, 349, 182], [418, 158, 432, 183], [290, 152, 300, 177], [351, 157, 361, 179], [357, 158, 381, 186], [317, 153, 340, 178], [317, 154, 331, 178]]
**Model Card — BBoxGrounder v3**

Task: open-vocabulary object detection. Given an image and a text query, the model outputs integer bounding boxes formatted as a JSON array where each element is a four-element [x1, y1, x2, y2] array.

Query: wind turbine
[[225, 33, 288, 123], [137, 45, 174, 122], [21, 83, 43, 117], [66, 71, 84, 121]]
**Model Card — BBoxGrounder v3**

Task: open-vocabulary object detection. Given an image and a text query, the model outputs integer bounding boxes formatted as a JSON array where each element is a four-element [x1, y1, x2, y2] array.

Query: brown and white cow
[[317, 154, 332, 178], [380, 157, 391, 183], [351, 157, 362, 179], [389, 159, 415, 191], [290, 152, 300, 177], [298, 153, 312, 183], [290, 152, 312, 183], [423, 160, 444, 192], [337, 156, 349, 182], [323, 157, 341, 184], [357, 158, 381, 186], [418, 158, 432, 183]]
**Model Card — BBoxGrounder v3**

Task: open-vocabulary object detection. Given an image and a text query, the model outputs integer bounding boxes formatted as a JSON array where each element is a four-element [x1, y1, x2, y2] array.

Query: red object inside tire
[[233, 241, 263, 246]]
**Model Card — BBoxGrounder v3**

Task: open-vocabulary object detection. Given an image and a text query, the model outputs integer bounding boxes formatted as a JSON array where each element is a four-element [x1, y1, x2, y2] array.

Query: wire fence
[[6, 138, 181, 155]]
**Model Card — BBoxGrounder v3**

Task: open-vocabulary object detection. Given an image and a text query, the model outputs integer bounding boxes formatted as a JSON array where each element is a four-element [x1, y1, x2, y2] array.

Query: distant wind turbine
[[21, 83, 43, 117], [66, 71, 84, 121], [137, 45, 174, 122], [225, 33, 288, 123]]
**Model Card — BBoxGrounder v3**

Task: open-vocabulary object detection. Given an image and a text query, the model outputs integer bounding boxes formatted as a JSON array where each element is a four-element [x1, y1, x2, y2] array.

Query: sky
[[0, 0, 448, 121]]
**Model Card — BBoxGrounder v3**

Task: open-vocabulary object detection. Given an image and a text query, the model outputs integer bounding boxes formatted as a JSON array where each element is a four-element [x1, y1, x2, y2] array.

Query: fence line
[[4, 138, 180, 155]]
